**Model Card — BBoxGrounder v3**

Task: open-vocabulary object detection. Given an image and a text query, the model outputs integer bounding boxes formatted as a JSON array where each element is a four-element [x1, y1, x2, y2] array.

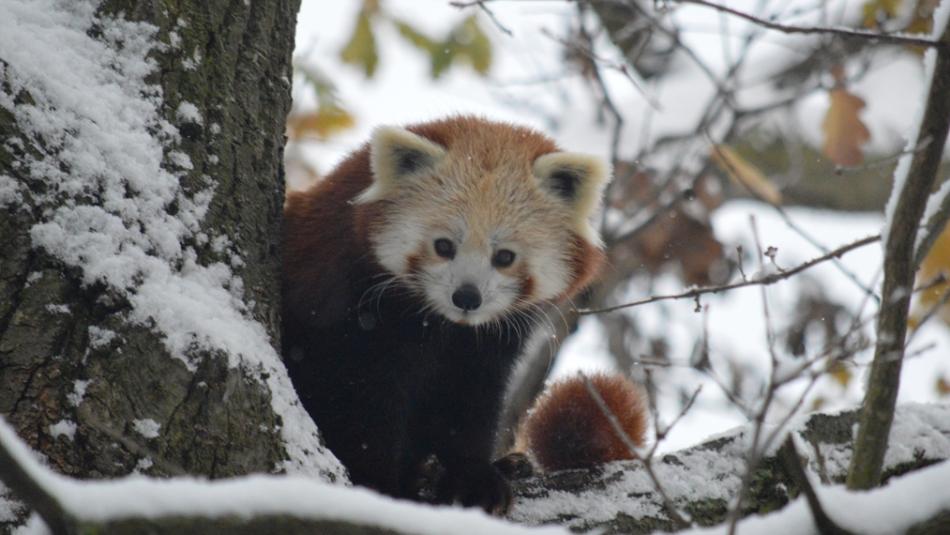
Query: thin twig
[[578, 235, 881, 314], [674, 0, 947, 50], [449, 0, 513, 36], [580, 373, 692, 528]]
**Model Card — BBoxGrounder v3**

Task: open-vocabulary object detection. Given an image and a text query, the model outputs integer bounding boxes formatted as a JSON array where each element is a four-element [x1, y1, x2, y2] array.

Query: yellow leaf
[[394, 19, 437, 53], [286, 105, 355, 141], [862, 0, 901, 28], [828, 361, 852, 388], [938, 376, 950, 396], [340, 9, 378, 77], [454, 16, 492, 75], [911, 221, 950, 329], [710, 145, 782, 205], [822, 88, 871, 167]]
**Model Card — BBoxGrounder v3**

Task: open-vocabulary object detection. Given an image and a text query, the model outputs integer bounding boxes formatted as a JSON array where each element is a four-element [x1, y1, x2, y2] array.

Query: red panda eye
[[492, 249, 516, 268], [434, 238, 456, 259]]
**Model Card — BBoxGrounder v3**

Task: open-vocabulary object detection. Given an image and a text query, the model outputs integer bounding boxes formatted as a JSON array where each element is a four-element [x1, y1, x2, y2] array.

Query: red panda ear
[[355, 126, 447, 204], [532, 152, 611, 245]]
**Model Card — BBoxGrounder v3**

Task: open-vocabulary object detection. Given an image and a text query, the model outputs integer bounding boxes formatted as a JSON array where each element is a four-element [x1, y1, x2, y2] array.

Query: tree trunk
[[0, 1, 336, 512]]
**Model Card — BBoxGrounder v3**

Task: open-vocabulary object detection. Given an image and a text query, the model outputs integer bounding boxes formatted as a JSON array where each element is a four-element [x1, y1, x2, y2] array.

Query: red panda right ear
[[532, 152, 611, 246], [355, 126, 447, 204]]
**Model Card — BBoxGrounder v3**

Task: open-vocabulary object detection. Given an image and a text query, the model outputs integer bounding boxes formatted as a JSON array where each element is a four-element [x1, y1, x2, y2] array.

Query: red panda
[[516, 373, 649, 472], [282, 116, 609, 513]]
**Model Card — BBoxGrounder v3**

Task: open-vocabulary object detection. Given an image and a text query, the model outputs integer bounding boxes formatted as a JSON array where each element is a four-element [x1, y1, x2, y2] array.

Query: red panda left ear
[[533, 152, 611, 245], [355, 126, 447, 204]]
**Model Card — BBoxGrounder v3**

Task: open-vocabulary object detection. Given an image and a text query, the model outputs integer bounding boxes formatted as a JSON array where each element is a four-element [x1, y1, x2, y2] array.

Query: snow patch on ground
[[0, 0, 343, 479]]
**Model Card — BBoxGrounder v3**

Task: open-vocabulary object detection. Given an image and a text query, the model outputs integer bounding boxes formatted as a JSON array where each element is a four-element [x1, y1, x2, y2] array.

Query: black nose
[[452, 284, 482, 311]]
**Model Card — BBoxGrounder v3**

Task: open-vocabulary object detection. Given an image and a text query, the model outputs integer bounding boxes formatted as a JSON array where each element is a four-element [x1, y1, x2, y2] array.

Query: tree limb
[[847, 19, 950, 490]]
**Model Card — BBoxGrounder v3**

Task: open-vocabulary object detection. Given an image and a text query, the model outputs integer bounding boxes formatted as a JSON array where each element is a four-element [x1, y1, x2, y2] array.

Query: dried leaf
[[938, 376, 950, 396], [911, 221, 950, 329], [711, 145, 782, 205], [340, 9, 378, 77], [286, 105, 355, 141], [828, 361, 852, 388], [822, 88, 871, 167], [862, 0, 901, 28]]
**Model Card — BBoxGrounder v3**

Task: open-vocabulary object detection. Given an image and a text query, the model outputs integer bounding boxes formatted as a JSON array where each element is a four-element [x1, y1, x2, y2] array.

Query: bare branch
[[577, 234, 881, 315], [449, 0, 513, 36], [673, 0, 947, 51]]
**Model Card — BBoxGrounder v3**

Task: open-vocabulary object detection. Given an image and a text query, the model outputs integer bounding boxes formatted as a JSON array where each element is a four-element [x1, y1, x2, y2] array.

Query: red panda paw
[[437, 460, 513, 515], [493, 451, 535, 480]]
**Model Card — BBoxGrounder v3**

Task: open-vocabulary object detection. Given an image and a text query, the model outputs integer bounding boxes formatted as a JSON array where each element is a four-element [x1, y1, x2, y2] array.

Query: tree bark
[[0, 0, 306, 505]]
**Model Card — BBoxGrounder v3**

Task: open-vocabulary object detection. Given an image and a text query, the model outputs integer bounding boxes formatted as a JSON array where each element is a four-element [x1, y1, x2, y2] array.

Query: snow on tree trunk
[[0, 1, 344, 521]]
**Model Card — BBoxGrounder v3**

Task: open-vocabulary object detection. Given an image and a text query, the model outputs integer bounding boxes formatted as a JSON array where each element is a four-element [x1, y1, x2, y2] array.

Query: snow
[[134, 457, 154, 473], [87, 326, 116, 349], [0, 484, 23, 523], [0, 0, 343, 479], [44, 304, 69, 314], [175, 101, 203, 125], [66, 380, 90, 408], [0, 175, 22, 207], [0, 419, 566, 535], [512, 403, 950, 531], [682, 455, 950, 535], [132, 419, 161, 439], [47, 421, 77, 442]]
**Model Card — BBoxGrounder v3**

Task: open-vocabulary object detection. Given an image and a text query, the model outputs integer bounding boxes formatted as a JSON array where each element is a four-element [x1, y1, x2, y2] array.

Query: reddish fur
[[559, 237, 606, 301], [520, 373, 648, 472], [283, 149, 373, 328]]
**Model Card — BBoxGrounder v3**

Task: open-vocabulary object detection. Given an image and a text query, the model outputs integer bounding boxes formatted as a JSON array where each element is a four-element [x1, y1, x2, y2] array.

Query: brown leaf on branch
[[822, 88, 871, 167]]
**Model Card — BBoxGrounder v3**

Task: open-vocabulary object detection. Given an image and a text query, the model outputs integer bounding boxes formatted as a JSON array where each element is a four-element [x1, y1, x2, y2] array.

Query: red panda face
[[355, 121, 609, 326]]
